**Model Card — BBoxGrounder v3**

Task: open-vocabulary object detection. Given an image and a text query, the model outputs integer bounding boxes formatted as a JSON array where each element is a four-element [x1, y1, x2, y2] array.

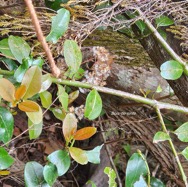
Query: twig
[[24, 0, 60, 77], [136, 8, 188, 75], [156, 107, 188, 187], [52, 78, 188, 114]]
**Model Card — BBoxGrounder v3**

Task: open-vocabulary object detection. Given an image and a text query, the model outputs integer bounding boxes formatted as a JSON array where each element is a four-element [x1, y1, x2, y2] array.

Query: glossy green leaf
[[158, 28, 167, 40], [153, 131, 171, 143], [0, 58, 18, 71], [174, 122, 188, 142], [8, 36, 30, 64], [64, 40, 82, 74], [14, 61, 30, 83], [0, 38, 15, 58], [40, 91, 52, 109], [40, 74, 52, 93], [68, 90, 79, 104], [84, 89, 102, 120], [181, 147, 188, 160], [21, 66, 42, 99], [125, 153, 147, 187], [150, 177, 165, 187], [123, 144, 131, 157], [51, 108, 66, 121], [24, 161, 44, 187], [26, 104, 43, 124], [0, 147, 14, 170], [28, 119, 43, 140], [57, 85, 68, 111], [69, 147, 88, 165], [0, 107, 14, 144], [160, 60, 183, 80], [45, 0, 68, 10], [156, 15, 174, 27], [85, 144, 103, 164], [46, 8, 70, 44], [104, 167, 117, 187], [43, 163, 58, 186], [0, 78, 15, 102], [32, 57, 44, 67], [134, 175, 147, 187], [47, 150, 70, 176], [63, 113, 77, 142]]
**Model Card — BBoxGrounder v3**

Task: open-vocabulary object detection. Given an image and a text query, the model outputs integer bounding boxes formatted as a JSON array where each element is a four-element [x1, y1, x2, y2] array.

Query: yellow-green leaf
[[74, 127, 97, 140], [28, 119, 43, 140], [26, 104, 43, 124], [0, 78, 15, 102], [15, 85, 26, 101], [69, 147, 88, 165], [18, 100, 39, 112], [39, 91, 52, 109], [57, 85, 68, 111], [63, 113, 77, 143], [68, 90, 79, 104], [21, 66, 42, 99]]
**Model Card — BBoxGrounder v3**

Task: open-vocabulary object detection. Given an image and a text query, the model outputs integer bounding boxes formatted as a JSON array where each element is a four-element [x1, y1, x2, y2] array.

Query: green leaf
[[123, 144, 131, 157], [156, 85, 162, 93], [43, 163, 58, 186], [26, 104, 43, 124], [68, 90, 79, 104], [0, 147, 14, 170], [47, 150, 70, 176], [40, 91, 52, 109], [45, 0, 68, 10], [51, 108, 66, 121], [24, 161, 44, 187], [160, 60, 183, 80], [84, 89, 102, 120], [156, 15, 174, 27], [32, 57, 44, 67], [158, 28, 167, 40], [8, 36, 30, 64], [134, 175, 147, 187], [57, 85, 68, 111], [125, 153, 148, 187], [174, 122, 188, 142], [14, 60, 30, 83], [150, 177, 165, 187], [181, 147, 188, 160], [153, 131, 171, 143], [85, 144, 103, 164], [104, 167, 117, 187], [86, 180, 96, 187], [0, 58, 18, 71], [21, 66, 42, 99], [64, 40, 82, 74], [0, 38, 15, 58], [0, 78, 15, 102], [73, 68, 85, 80], [40, 74, 52, 93], [69, 147, 88, 165], [46, 8, 70, 44], [28, 119, 43, 140], [63, 113, 77, 142], [0, 107, 14, 144]]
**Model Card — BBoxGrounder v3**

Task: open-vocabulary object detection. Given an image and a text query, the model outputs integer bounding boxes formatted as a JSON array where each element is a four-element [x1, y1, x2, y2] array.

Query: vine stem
[[52, 78, 188, 114], [155, 107, 188, 187], [136, 8, 188, 74], [24, 0, 60, 77]]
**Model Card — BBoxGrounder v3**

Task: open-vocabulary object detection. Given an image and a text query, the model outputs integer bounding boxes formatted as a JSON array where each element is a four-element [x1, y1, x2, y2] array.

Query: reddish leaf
[[15, 85, 26, 100], [0, 78, 15, 102], [18, 100, 39, 112], [63, 113, 77, 143], [74, 127, 97, 140], [69, 147, 88, 165]]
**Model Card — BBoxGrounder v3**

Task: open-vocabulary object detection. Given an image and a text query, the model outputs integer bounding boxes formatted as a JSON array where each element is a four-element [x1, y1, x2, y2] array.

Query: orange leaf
[[69, 147, 88, 165], [0, 78, 15, 102], [18, 100, 39, 112], [63, 113, 77, 143], [74, 127, 97, 140], [15, 85, 26, 100]]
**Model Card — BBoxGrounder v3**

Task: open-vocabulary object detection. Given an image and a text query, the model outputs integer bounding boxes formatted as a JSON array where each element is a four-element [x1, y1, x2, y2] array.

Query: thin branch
[[155, 107, 188, 187], [52, 78, 188, 114], [24, 0, 60, 77]]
